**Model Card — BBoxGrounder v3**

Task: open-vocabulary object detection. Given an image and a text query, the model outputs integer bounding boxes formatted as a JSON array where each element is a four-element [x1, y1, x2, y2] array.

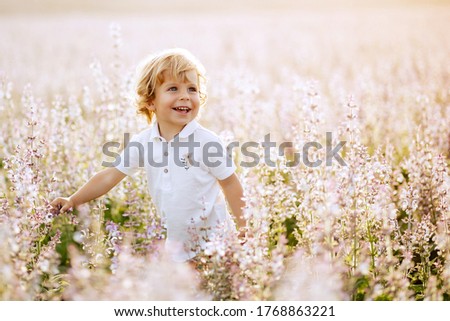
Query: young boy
[[51, 48, 246, 262]]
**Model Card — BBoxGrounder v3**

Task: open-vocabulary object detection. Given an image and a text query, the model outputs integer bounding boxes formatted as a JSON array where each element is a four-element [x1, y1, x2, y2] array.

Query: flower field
[[0, 0, 449, 301]]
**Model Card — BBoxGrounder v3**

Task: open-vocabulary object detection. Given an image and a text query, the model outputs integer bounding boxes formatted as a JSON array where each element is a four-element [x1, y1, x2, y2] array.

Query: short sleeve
[[115, 134, 145, 177], [202, 137, 236, 180]]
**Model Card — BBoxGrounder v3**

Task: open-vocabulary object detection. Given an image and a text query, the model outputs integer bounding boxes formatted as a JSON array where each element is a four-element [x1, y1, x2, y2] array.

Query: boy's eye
[[168, 87, 177, 91], [189, 87, 197, 92]]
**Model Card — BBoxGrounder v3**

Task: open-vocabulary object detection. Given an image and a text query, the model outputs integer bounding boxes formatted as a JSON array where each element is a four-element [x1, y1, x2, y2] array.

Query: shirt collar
[[149, 121, 163, 142], [178, 120, 199, 139], [149, 120, 199, 142]]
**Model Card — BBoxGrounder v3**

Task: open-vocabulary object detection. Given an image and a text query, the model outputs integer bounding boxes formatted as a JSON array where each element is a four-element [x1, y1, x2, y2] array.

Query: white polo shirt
[[115, 120, 236, 261]]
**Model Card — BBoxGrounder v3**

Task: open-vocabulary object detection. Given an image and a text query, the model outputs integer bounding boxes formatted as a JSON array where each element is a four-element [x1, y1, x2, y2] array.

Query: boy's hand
[[238, 228, 247, 245], [50, 197, 74, 213]]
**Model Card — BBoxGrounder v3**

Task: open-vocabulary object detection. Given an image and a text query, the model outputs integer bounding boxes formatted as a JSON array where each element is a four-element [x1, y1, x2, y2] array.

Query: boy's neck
[[157, 122, 186, 142]]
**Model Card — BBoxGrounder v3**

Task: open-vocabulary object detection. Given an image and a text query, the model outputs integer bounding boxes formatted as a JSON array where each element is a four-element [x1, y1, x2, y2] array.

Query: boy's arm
[[218, 173, 246, 234], [51, 167, 127, 212]]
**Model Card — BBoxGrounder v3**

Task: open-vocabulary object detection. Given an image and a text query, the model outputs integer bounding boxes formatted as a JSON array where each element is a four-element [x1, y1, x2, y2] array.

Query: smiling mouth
[[172, 106, 191, 113]]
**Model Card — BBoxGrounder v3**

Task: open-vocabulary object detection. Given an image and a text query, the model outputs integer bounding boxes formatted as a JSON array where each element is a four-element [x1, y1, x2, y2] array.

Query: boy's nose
[[179, 90, 190, 100]]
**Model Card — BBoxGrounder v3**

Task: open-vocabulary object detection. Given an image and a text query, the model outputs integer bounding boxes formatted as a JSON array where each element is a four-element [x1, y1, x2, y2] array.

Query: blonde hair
[[135, 48, 207, 123]]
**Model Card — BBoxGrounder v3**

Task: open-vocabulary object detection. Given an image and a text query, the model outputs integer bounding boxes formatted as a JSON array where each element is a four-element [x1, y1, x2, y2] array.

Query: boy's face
[[148, 69, 200, 135]]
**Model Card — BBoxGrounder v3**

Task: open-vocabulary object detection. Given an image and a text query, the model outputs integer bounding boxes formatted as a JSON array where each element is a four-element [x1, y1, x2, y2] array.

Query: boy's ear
[[147, 101, 156, 111]]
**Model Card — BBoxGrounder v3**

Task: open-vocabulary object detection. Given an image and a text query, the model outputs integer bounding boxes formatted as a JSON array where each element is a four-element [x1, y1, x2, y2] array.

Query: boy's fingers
[[60, 204, 71, 212], [50, 199, 60, 207]]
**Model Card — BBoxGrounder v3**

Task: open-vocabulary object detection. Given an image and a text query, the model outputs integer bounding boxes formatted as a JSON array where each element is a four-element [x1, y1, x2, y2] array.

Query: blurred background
[[0, 0, 449, 142], [1, 0, 449, 92]]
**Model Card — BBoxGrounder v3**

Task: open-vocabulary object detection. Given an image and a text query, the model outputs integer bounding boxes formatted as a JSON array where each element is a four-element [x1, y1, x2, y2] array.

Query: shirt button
[[164, 152, 168, 156], [164, 169, 168, 173]]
